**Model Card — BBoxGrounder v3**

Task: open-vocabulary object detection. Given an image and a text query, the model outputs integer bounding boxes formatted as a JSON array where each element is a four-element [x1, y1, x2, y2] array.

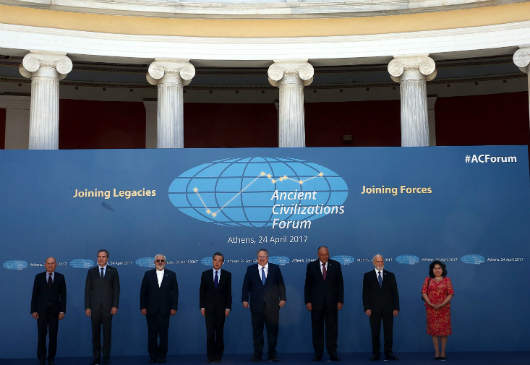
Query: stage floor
[[2, 352, 529, 365]]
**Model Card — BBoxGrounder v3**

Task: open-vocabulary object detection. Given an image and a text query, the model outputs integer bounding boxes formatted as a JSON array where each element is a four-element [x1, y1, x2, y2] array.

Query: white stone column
[[0, 95, 30, 149], [268, 60, 314, 147], [146, 59, 195, 148], [19, 52, 72, 150], [513, 47, 530, 128], [143, 100, 157, 148], [388, 55, 437, 147], [428, 96, 437, 146]]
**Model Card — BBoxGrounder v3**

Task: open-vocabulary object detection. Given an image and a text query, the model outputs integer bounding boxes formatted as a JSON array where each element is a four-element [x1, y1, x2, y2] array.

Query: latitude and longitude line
[[193, 171, 325, 218], [167, 157, 348, 227]]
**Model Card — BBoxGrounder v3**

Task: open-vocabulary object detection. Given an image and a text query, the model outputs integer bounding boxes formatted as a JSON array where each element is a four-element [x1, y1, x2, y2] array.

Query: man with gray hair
[[362, 254, 399, 361], [140, 254, 179, 363], [31, 257, 67, 365]]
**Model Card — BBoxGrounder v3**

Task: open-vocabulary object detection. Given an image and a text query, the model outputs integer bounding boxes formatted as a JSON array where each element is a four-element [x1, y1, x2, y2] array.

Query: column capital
[[267, 60, 314, 87], [146, 59, 195, 86], [19, 52, 72, 80], [513, 47, 530, 74], [388, 55, 437, 83]]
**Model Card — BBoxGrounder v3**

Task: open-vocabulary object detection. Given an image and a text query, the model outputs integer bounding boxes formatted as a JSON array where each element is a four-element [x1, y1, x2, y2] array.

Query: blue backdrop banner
[[1, 146, 529, 358]]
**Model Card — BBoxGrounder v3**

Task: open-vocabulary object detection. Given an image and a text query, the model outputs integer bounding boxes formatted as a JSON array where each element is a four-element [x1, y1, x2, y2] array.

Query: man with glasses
[[85, 249, 120, 365], [362, 254, 400, 361], [140, 254, 179, 363], [242, 248, 286, 362]]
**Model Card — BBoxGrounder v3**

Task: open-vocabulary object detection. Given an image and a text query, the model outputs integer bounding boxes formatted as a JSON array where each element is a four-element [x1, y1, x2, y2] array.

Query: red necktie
[[322, 263, 327, 280]]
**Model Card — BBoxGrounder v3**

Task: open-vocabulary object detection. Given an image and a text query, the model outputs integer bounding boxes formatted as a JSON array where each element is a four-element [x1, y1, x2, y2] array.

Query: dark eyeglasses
[[156, 259, 165, 263]]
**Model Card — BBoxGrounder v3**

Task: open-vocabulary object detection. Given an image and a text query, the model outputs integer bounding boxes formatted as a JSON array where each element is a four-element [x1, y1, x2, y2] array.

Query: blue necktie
[[261, 267, 266, 285], [377, 271, 382, 287], [100, 267, 104, 278], [214, 270, 219, 288]]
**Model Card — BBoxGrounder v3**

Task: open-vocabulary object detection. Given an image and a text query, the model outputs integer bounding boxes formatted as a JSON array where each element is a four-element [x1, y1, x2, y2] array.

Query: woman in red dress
[[422, 260, 454, 361]]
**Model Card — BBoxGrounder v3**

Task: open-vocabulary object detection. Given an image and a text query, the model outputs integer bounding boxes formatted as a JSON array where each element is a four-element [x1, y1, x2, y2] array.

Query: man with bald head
[[362, 254, 399, 361], [31, 257, 67, 365], [304, 245, 344, 361], [140, 254, 179, 363]]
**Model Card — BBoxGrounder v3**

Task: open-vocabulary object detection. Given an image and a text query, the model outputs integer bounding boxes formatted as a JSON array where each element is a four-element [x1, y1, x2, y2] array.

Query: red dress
[[422, 277, 454, 336]]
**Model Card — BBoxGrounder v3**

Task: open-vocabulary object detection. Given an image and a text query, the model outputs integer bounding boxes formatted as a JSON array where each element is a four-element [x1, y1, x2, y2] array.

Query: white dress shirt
[[212, 269, 221, 281], [98, 265, 107, 277], [319, 261, 328, 274], [374, 268, 384, 283], [156, 269, 164, 287], [258, 263, 269, 281]]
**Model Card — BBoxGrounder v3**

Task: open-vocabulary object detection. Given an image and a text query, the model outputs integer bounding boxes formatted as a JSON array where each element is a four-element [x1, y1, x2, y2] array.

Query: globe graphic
[[168, 157, 348, 227]]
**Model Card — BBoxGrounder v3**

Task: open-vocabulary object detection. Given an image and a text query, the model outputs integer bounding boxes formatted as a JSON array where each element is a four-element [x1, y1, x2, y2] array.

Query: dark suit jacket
[[31, 272, 67, 315], [200, 269, 232, 311], [85, 266, 120, 311], [362, 270, 399, 312], [304, 259, 344, 310], [140, 269, 179, 315], [241, 263, 286, 313]]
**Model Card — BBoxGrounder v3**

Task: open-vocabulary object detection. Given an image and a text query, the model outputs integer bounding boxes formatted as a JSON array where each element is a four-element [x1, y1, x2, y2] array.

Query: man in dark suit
[[31, 257, 67, 365], [200, 252, 232, 363], [304, 245, 344, 362], [140, 254, 179, 363], [242, 248, 286, 362], [362, 254, 399, 361], [85, 249, 120, 365]]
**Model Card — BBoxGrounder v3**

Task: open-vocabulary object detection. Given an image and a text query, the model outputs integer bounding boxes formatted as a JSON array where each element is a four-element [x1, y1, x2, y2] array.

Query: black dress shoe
[[329, 353, 340, 362], [312, 354, 323, 361], [370, 354, 380, 361], [48, 360, 56, 365], [384, 353, 398, 361], [439, 356, 447, 362], [91, 359, 100, 365], [267, 353, 279, 362], [157, 359, 167, 363], [251, 355, 262, 362]]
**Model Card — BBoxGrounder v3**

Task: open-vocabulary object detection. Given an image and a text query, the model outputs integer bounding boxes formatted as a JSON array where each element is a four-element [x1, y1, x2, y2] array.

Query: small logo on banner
[[3, 260, 28, 271], [168, 157, 348, 229], [69, 259, 95, 269], [464, 154, 517, 164], [269, 256, 290, 266], [200, 257, 213, 266], [135, 257, 155, 268], [460, 254, 485, 265], [331, 255, 355, 266], [395, 255, 420, 265]]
